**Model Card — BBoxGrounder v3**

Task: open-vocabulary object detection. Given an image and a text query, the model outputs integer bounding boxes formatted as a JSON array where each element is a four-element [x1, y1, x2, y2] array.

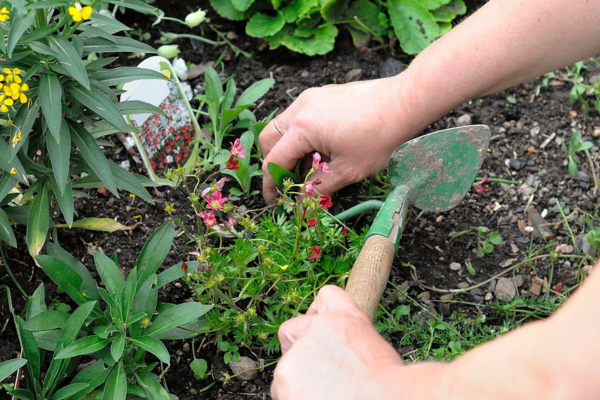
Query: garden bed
[[1, 0, 600, 399]]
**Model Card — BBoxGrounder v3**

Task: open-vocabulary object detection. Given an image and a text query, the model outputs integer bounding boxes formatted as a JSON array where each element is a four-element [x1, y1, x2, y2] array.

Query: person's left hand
[[271, 285, 404, 400]]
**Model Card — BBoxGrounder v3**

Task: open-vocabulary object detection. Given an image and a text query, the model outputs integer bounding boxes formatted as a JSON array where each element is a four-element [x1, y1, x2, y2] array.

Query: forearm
[[396, 263, 600, 400], [396, 0, 600, 138]]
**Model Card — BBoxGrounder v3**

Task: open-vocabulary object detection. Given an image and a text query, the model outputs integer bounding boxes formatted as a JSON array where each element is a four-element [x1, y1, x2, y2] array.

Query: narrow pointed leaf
[[15, 316, 40, 382], [83, 36, 156, 54], [102, 363, 127, 400], [47, 117, 71, 194], [26, 182, 49, 258], [129, 336, 170, 364], [51, 383, 88, 400], [39, 75, 64, 142], [135, 221, 174, 290], [117, 101, 166, 117], [95, 252, 124, 298], [49, 173, 74, 227], [92, 67, 168, 86], [68, 121, 118, 195], [56, 217, 135, 232], [23, 310, 70, 331], [0, 359, 27, 382], [236, 78, 275, 107], [48, 36, 90, 89], [122, 268, 137, 320], [0, 208, 17, 247], [145, 302, 212, 337], [56, 336, 110, 359], [37, 255, 87, 305], [8, 10, 36, 57], [69, 86, 133, 134], [110, 334, 125, 362]]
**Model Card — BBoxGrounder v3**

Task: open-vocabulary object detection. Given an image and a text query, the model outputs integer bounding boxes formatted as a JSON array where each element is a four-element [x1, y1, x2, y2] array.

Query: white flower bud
[[157, 44, 180, 59], [185, 9, 206, 28], [172, 57, 188, 81]]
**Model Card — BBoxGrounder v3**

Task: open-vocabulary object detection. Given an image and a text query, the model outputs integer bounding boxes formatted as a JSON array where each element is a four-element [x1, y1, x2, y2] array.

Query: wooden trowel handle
[[345, 235, 396, 321]]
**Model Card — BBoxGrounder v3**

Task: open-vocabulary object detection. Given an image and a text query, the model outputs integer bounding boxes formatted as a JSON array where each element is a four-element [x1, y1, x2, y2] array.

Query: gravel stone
[[456, 114, 472, 126], [380, 58, 405, 78], [449, 262, 461, 271], [494, 277, 516, 300], [508, 158, 526, 170], [578, 170, 591, 182], [229, 357, 258, 381]]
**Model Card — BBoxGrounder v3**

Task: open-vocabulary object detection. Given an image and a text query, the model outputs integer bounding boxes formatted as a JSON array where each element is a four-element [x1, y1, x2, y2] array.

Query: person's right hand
[[259, 74, 424, 204]]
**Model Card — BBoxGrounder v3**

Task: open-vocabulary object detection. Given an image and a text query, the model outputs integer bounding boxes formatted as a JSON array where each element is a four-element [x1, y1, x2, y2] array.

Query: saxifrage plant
[[208, 0, 467, 56], [0, 0, 168, 258], [8, 221, 212, 400]]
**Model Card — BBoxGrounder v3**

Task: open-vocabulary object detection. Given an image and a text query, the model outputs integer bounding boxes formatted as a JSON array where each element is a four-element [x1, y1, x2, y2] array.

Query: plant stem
[[0, 246, 28, 298]]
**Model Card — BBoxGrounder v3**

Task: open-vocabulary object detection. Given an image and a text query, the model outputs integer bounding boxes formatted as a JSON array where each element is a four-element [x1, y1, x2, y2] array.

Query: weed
[[562, 130, 593, 178]]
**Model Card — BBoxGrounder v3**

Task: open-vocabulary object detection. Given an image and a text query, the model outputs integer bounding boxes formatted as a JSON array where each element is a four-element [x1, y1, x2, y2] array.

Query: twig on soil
[[584, 148, 598, 196]]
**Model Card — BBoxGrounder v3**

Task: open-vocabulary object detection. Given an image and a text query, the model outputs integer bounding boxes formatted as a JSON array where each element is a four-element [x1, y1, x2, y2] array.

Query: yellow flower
[[0, 7, 9, 23], [162, 70, 171, 79], [6, 119, 12, 126], [129, 193, 135, 199], [4, 83, 29, 104], [68, 3, 92, 22], [2, 68, 21, 84], [280, 264, 289, 271], [0, 94, 14, 113], [11, 130, 21, 148], [10, 168, 16, 175]]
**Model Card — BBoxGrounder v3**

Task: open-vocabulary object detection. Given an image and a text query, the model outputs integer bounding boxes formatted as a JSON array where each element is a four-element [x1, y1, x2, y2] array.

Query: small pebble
[[456, 114, 472, 126], [485, 292, 493, 301], [449, 262, 461, 271]]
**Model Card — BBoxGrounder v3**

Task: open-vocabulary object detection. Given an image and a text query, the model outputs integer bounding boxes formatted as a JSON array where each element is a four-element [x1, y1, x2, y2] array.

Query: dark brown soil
[[2, 0, 599, 399]]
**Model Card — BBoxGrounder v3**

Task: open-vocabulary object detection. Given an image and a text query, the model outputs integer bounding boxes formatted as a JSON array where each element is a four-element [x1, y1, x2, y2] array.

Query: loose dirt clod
[[494, 278, 516, 300], [229, 357, 258, 381]]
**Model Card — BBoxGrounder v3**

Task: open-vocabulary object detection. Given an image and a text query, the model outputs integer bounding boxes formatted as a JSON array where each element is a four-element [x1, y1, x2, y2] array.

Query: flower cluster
[[474, 178, 490, 200], [225, 139, 245, 171], [0, 7, 9, 22], [68, 2, 92, 22], [0, 68, 29, 113], [198, 178, 234, 229]]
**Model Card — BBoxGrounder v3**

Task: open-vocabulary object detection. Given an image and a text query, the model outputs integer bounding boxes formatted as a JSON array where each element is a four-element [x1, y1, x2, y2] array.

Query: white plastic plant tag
[[121, 56, 201, 185]]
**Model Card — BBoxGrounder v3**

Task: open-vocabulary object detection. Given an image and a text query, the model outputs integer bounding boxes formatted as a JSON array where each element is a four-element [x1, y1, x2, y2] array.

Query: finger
[[306, 285, 360, 316], [262, 124, 316, 204], [304, 158, 363, 198], [278, 314, 313, 354]]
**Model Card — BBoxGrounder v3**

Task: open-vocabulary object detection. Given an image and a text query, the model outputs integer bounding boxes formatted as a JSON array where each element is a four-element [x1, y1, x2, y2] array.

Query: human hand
[[260, 75, 422, 204], [270, 285, 404, 400]]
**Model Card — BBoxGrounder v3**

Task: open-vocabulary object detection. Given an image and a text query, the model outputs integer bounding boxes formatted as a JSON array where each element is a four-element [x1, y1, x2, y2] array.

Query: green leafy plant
[[9, 221, 213, 400], [0, 0, 166, 258], [193, 67, 274, 166], [190, 357, 210, 380], [219, 340, 241, 364], [562, 129, 593, 178], [208, 0, 467, 56], [450, 226, 502, 258]]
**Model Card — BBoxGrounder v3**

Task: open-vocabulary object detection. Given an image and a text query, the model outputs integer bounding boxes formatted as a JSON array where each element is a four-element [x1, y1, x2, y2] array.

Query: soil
[[2, 0, 600, 399]]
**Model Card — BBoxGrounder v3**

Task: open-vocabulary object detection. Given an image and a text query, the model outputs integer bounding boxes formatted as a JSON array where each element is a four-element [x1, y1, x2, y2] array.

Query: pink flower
[[199, 211, 216, 228], [307, 218, 316, 227], [318, 195, 332, 209], [226, 156, 239, 171], [230, 138, 246, 159], [224, 216, 237, 228], [311, 152, 332, 174], [181, 262, 188, 273], [204, 190, 228, 211], [308, 246, 320, 260], [475, 178, 490, 195], [304, 179, 321, 197], [341, 227, 349, 236]]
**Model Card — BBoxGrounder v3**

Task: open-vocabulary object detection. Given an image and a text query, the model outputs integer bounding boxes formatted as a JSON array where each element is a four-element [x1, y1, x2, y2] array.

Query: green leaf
[[68, 121, 118, 195], [420, 0, 452, 9], [8, 389, 34, 400], [219, 341, 231, 351], [92, 67, 169, 86], [116, 101, 166, 117], [99, 287, 122, 323], [229, 187, 243, 196], [135, 221, 174, 290], [246, 12, 285, 37], [46, 243, 99, 303], [58, 217, 133, 232], [0, 139, 26, 183], [23, 310, 70, 331], [268, 162, 298, 187], [26, 0, 70, 9], [65, 361, 110, 400], [0, 208, 17, 247], [49, 174, 74, 227], [77, 25, 119, 44], [15, 316, 40, 382], [224, 352, 232, 364], [129, 336, 170, 364], [56, 336, 111, 359], [431, 0, 466, 22], [8, 10, 36, 57], [0, 173, 17, 203], [122, 268, 137, 320], [107, 0, 159, 14], [204, 67, 223, 105], [0, 359, 27, 382], [101, 363, 127, 400], [39, 75, 64, 142], [88, 14, 132, 34], [389, 0, 438, 55], [267, 24, 338, 56], [26, 182, 49, 258], [346, 0, 389, 40], [48, 36, 90, 89], [209, 0, 254, 20], [236, 78, 275, 107], [83, 36, 156, 54], [135, 373, 171, 400], [483, 243, 494, 253], [69, 86, 133, 134], [231, 0, 255, 11], [568, 157, 578, 177], [51, 383, 89, 400], [25, 284, 46, 320], [37, 255, 88, 305], [321, 0, 350, 22], [9, 100, 40, 159], [282, 0, 303, 22], [489, 232, 502, 245], [190, 358, 208, 380], [95, 252, 125, 298], [110, 334, 125, 362], [145, 302, 213, 337]]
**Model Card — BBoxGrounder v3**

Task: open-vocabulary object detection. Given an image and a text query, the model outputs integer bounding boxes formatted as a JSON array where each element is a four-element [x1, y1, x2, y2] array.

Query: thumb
[[278, 314, 313, 354]]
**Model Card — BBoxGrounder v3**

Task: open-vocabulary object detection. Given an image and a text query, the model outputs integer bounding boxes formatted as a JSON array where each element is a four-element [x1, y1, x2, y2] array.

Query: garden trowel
[[345, 125, 491, 320]]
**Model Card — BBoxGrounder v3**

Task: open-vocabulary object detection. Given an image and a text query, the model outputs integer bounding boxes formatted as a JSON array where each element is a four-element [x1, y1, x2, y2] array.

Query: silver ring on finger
[[274, 117, 284, 136]]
